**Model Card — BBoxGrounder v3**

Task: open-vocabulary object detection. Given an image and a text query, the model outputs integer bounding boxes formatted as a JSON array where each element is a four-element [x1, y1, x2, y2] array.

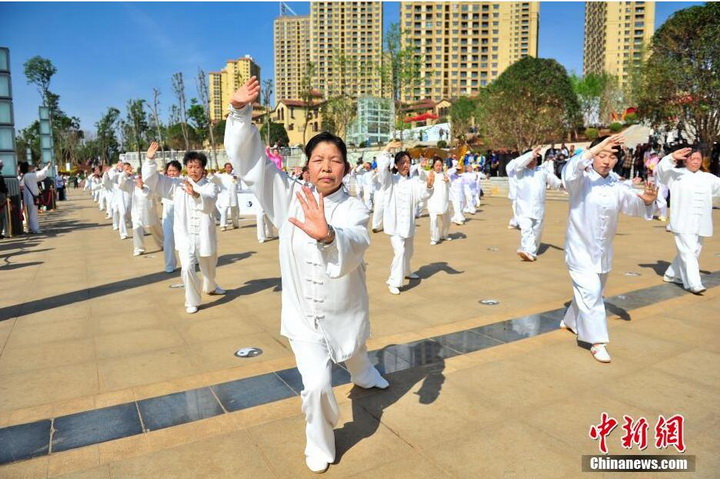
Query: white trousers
[[179, 237, 218, 308], [563, 269, 609, 344], [463, 191, 477, 213], [218, 205, 239, 229], [517, 216, 544, 257], [25, 201, 40, 233], [256, 211, 276, 242], [362, 187, 373, 212], [289, 340, 385, 463], [132, 222, 163, 253], [113, 206, 130, 238], [162, 215, 177, 272], [429, 211, 450, 242], [450, 199, 466, 224], [387, 235, 414, 287], [508, 200, 519, 228], [665, 233, 704, 290], [371, 190, 384, 230]]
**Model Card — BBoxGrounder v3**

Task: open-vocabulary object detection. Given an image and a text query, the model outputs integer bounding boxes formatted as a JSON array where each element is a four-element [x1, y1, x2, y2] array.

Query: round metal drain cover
[[624, 272, 641, 277], [479, 299, 499, 305], [169, 283, 185, 289], [235, 347, 263, 358]]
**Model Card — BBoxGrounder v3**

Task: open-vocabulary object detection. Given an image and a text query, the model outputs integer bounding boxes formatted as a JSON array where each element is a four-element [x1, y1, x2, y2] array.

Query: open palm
[[230, 76, 261, 109]]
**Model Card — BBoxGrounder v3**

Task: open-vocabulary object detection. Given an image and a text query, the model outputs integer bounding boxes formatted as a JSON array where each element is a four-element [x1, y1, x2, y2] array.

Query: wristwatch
[[319, 224, 336, 245]]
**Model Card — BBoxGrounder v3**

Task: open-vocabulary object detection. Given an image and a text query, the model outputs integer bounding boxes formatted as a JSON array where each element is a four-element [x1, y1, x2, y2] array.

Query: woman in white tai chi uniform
[[657, 147, 720, 294], [161, 161, 181, 273], [377, 146, 435, 295], [142, 143, 225, 314], [425, 157, 452, 245], [506, 146, 562, 261], [225, 77, 388, 474], [560, 135, 657, 363]]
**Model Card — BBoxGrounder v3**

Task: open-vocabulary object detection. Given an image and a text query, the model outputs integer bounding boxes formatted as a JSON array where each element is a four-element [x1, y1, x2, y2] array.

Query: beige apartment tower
[[400, 2, 539, 102], [310, 2, 384, 99], [583, 1, 655, 87], [208, 55, 261, 122], [274, 14, 311, 102]]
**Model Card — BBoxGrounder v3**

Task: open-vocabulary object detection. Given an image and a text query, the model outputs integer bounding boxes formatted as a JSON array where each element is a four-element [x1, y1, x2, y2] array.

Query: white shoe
[[305, 456, 329, 474], [559, 320, 576, 335], [663, 274, 682, 284], [688, 285, 706, 294], [388, 286, 400, 295], [133, 249, 145, 256], [405, 273, 420, 280], [220, 226, 226, 232], [207, 287, 226, 295], [120, 234, 128, 240], [517, 251, 535, 262], [258, 239, 265, 244], [590, 344, 611, 363], [430, 240, 438, 245], [186, 306, 198, 314], [442, 236, 452, 241]]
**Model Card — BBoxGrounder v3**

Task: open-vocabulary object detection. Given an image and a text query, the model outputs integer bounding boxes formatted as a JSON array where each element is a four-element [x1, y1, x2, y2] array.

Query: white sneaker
[[663, 274, 682, 284], [305, 456, 329, 474], [430, 240, 438, 245], [207, 287, 226, 295], [388, 286, 400, 295], [133, 249, 145, 256], [405, 273, 420, 280], [258, 239, 265, 244], [590, 344, 611, 363], [442, 236, 452, 241], [220, 226, 227, 232], [186, 306, 198, 314], [559, 320, 577, 335], [688, 285, 706, 294], [120, 234, 128, 240]]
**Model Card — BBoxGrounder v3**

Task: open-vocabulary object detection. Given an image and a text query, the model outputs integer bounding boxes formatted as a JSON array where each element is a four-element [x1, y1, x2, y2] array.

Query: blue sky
[[0, 1, 702, 133]]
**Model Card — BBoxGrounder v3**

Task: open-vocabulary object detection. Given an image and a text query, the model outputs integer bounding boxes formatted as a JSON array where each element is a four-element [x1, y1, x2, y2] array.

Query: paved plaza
[[0, 187, 718, 478]]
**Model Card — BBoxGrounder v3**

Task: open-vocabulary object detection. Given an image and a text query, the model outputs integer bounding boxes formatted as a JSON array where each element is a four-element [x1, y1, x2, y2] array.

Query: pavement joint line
[[0, 270, 717, 466]]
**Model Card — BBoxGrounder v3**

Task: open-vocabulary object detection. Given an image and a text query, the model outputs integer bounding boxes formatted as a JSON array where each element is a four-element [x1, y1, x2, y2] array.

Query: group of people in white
[[75, 75, 719, 474]]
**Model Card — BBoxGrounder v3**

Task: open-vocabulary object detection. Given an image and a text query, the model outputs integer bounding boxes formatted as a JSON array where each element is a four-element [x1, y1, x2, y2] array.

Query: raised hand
[[427, 169, 436, 188], [532, 145, 542, 158], [671, 147, 692, 163], [230, 76, 261, 109], [590, 134, 625, 156], [146, 141, 159, 160], [182, 179, 198, 198], [638, 182, 658, 205], [384, 139, 403, 152], [288, 186, 330, 242]]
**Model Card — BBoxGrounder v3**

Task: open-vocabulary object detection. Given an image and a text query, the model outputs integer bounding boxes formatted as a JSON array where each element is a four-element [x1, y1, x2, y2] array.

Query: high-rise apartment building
[[310, 2, 383, 99], [274, 14, 311, 102], [208, 55, 261, 123], [583, 2, 655, 87], [400, 2, 539, 102]]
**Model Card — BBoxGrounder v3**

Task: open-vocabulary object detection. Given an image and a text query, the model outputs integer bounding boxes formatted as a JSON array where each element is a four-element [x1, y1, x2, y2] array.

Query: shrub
[[437, 140, 448, 148], [624, 112, 638, 124], [585, 127, 599, 140], [609, 122, 623, 133]]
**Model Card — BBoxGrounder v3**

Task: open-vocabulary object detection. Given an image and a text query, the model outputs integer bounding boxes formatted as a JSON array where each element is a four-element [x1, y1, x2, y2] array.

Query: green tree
[[637, 2, 720, 148], [187, 98, 209, 145], [477, 57, 580, 151], [125, 99, 149, 165], [320, 50, 357, 139], [259, 121, 289, 147], [96, 107, 121, 165], [449, 97, 476, 142], [379, 23, 422, 142], [23, 56, 57, 107]]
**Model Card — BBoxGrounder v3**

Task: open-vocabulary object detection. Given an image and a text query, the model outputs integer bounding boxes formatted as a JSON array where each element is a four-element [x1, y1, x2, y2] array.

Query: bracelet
[[319, 225, 335, 245]]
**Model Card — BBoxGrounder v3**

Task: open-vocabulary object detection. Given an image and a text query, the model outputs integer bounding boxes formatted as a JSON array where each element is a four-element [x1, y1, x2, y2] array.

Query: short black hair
[[165, 160, 182, 173], [183, 151, 208, 168], [19, 161, 30, 174], [431, 156, 444, 168], [589, 135, 624, 161], [394, 151, 410, 165], [305, 131, 347, 164]]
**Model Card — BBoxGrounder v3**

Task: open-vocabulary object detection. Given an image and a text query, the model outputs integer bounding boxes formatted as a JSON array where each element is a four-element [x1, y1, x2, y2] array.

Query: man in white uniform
[[142, 142, 225, 314], [225, 77, 388, 474], [19, 162, 50, 234], [560, 135, 657, 363], [211, 162, 240, 231], [657, 147, 720, 294], [506, 147, 562, 261]]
